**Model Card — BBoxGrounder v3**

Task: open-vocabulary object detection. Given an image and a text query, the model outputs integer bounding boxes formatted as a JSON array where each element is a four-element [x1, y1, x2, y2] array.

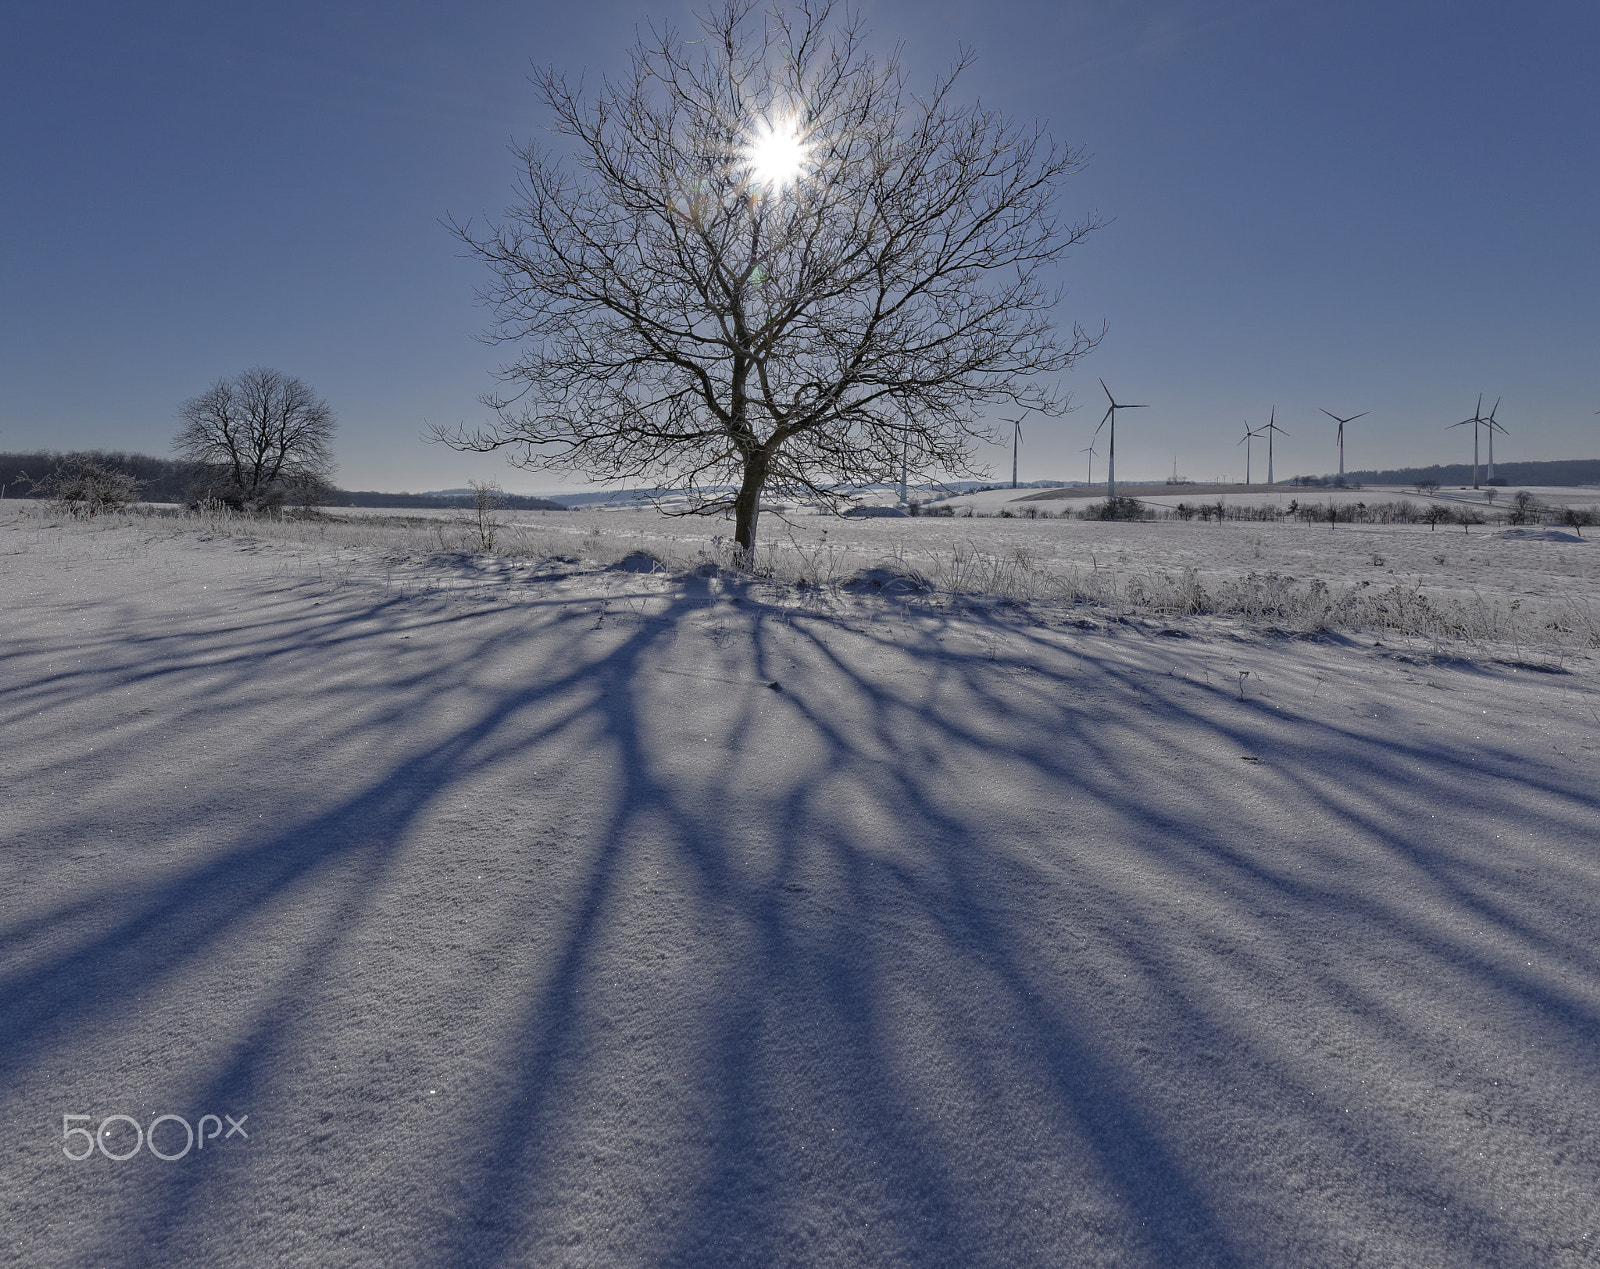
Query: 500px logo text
[[62, 1113, 249, 1161]]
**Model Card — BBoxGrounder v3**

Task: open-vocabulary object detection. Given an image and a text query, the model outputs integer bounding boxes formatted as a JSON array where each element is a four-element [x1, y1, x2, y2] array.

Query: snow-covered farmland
[[3, 499, 1598, 1267], [343, 492, 1600, 656]]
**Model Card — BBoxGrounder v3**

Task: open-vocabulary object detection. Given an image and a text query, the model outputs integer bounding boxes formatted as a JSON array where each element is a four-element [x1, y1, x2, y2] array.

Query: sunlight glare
[[742, 115, 810, 192]]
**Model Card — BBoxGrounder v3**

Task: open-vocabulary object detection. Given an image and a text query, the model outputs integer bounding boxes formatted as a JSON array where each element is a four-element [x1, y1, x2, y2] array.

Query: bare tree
[[1559, 506, 1594, 537], [174, 367, 336, 511], [435, 0, 1100, 556]]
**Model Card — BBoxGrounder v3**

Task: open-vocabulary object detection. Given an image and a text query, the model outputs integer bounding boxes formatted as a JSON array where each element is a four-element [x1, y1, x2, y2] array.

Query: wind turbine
[[1080, 442, 1098, 486], [1095, 379, 1148, 499], [1448, 395, 1486, 489], [1319, 408, 1368, 481], [1237, 422, 1263, 486], [1260, 407, 1289, 485], [1485, 398, 1507, 482], [1004, 413, 1029, 489]]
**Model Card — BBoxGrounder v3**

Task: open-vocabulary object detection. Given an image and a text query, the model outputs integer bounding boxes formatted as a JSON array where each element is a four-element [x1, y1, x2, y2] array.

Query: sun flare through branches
[[740, 113, 811, 193]]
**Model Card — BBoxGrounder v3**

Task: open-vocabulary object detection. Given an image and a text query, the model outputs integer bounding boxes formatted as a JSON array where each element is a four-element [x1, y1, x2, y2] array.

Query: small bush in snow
[[468, 480, 504, 552], [26, 456, 142, 516]]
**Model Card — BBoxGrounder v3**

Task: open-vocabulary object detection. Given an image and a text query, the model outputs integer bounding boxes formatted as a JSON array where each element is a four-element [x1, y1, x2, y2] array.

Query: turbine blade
[[1100, 378, 1114, 405], [1348, 411, 1369, 422]]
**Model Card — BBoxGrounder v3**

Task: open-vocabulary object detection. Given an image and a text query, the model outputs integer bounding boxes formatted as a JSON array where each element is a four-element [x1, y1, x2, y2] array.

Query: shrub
[[1079, 496, 1145, 521], [469, 479, 504, 551], [25, 455, 142, 516]]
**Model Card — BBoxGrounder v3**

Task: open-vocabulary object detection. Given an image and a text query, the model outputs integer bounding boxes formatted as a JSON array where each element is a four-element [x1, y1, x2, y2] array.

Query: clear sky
[[3, 0, 1596, 492]]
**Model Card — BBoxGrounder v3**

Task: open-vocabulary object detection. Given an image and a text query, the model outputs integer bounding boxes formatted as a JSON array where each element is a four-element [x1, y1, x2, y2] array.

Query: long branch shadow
[[3, 556, 1598, 1267]]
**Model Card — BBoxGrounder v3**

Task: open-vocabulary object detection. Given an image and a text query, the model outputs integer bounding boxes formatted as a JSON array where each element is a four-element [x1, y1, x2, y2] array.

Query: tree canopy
[[439, 0, 1101, 553], [174, 367, 336, 511]]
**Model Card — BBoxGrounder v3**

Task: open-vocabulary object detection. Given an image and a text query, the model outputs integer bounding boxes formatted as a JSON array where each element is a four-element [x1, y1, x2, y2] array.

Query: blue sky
[[3, 0, 1595, 492]]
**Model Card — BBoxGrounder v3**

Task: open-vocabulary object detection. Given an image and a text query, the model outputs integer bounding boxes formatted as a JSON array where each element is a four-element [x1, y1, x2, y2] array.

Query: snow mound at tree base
[[840, 564, 931, 593], [609, 549, 666, 572]]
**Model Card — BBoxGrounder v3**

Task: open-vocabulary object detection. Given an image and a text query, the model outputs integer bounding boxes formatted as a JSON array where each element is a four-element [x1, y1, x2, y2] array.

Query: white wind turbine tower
[[1080, 442, 1098, 486], [1237, 421, 1263, 486], [1485, 398, 1507, 482], [1004, 413, 1029, 489], [1448, 395, 1487, 489], [1320, 408, 1368, 482], [1095, 379, 1148, 499], [1260, 407, 1289, 485]]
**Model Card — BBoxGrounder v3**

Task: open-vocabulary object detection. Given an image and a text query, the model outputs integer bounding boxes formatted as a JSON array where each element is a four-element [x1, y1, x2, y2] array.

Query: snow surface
[[3, 505, 1599, 1267]]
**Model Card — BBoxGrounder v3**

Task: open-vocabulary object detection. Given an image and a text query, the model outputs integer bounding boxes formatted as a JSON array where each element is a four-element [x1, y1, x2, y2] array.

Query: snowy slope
[[2, 510, 1599, 1267]]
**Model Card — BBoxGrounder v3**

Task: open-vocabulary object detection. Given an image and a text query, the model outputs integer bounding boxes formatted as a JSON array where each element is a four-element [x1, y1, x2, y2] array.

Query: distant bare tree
[[1559, 506, 1594, 537], [174, 367, 336, 512], [435, 0, 1101, 556]]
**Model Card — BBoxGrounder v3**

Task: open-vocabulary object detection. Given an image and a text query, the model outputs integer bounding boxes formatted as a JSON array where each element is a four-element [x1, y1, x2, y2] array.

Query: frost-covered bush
[[27, 456, 142, 516]]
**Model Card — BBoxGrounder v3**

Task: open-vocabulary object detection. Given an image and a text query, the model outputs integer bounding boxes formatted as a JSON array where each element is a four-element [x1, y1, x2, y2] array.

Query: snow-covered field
[[3, 500, 1599, 1267], [329, 494, 1600, 656]]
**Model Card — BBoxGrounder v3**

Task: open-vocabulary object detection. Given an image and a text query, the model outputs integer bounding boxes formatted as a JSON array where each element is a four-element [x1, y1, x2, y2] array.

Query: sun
[[742, 115, 810, 193]]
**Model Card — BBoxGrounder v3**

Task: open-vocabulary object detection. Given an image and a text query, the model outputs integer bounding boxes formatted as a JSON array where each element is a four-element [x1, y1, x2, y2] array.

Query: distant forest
[[328, 489, 568, 511], [0, 451, 568, 511], [1298, 458, 1600, 488]]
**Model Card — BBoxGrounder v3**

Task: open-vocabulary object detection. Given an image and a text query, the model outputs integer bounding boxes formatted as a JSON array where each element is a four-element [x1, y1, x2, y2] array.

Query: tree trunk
[[732, 451, 769, 561]]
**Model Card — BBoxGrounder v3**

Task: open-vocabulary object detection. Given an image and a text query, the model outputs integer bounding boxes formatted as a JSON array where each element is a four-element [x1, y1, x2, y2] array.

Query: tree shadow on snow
[[2, 563, 1598, 1268]]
